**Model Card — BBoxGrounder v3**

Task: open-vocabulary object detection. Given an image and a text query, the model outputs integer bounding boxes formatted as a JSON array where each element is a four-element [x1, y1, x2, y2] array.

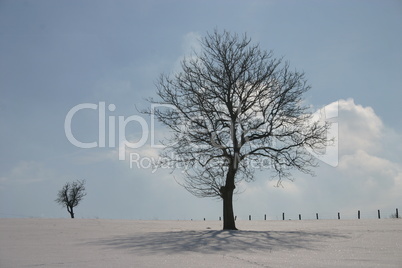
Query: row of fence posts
[[280, 208, 399, 220], [215, 208, 399, 221]]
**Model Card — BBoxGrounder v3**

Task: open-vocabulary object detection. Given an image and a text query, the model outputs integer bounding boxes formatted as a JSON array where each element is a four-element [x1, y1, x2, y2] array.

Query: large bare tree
[[55, 179, 86, 218], [150, 30, 330, 230]]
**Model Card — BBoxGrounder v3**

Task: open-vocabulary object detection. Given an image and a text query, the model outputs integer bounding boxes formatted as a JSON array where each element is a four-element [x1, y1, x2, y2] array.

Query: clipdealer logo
[[64, 101, 338, 168]]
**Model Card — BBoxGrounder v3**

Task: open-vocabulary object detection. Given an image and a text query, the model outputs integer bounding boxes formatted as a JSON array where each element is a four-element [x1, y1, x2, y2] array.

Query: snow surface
[[0, 218, 401, 267]]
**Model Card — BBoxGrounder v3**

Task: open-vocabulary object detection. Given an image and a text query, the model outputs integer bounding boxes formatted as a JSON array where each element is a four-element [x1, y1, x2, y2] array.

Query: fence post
[[264, 214, 266, 221], [316, 213, 319, 220], [338, 212, 340, 220], [358, 210, 360, 219], [378, 210, 381, 219], [396, 208, 399, 219], [219, 216, 221, 221], [282, 212, 285, 221], [249, 215, 251, 221], [299, 214, 302, 220]]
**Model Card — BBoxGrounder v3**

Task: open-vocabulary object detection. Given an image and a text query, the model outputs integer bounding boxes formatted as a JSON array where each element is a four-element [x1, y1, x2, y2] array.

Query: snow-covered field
[[0, 218, 401, 267]]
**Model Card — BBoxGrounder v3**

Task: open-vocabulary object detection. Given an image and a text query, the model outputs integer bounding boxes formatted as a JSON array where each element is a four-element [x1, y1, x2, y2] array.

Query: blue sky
[[1, 0, 401, 220]]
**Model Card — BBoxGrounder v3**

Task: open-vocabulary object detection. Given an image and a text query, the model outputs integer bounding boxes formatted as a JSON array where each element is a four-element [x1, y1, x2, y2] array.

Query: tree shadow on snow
[[91, 229, 348, 255]]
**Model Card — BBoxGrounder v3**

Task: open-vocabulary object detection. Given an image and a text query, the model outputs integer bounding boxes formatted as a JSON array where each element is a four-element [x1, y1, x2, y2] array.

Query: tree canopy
[[55, 179, 86, 218]]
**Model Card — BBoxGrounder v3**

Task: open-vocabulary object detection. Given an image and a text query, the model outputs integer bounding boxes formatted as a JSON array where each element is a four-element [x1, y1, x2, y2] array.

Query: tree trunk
[[222, 186, 237, 230], [221, 164, 237, 230], [67, 206, 74, 219]]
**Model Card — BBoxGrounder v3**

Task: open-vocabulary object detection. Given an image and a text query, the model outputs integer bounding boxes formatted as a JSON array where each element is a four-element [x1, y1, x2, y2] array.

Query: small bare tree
[[150, 30, 331, 230], [55, 179, 86, 218]]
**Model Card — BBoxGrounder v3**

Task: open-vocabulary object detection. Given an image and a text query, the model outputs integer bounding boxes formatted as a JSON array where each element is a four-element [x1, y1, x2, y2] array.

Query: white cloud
[[337, 149, 401, 205], [312, 99, 402, 212], [338, 98, 383, 155], [335, 99, 402, 204], [172, 32, 202, 73], [181, 31, 202, 55], [71, 149, 118, 165], [0, 161, 54, 185], [339, 150, 400, 182]]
